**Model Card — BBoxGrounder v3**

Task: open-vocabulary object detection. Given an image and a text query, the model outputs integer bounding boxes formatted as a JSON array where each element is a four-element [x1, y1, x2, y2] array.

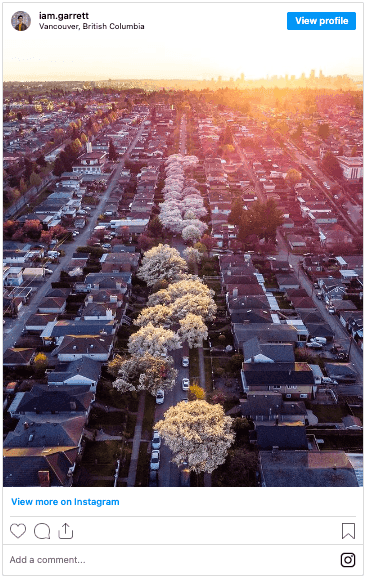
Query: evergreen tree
[[108, 140, 118, 161]]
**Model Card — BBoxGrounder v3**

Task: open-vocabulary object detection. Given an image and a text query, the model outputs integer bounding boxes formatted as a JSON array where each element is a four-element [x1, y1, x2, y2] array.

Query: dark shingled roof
[[3, 449, 77, 487], [256, 425, 308, 450]]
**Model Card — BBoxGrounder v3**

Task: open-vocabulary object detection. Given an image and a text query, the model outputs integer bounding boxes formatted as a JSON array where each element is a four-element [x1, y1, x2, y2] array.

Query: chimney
[[88, 295, 93, 303], [24, 422, 29, 430], [70, 402, 76, 411], [233, 287, 238, 298], [86, 142, 92, 154], [38, 470, 50, 487]]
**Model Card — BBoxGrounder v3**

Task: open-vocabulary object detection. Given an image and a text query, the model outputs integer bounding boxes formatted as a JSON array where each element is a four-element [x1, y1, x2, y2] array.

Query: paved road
[[3, 121, 147, 353]]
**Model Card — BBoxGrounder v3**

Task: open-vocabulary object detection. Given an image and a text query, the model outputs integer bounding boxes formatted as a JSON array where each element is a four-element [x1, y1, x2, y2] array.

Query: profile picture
[[12, 11, 31, 31]]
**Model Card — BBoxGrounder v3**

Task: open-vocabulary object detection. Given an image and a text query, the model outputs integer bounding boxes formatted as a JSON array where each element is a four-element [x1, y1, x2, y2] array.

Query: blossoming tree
[[155, 400, 235, 473]]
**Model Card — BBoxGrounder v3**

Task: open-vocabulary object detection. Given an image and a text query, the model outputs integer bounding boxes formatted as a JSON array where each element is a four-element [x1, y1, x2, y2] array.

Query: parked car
[[156, 389, 164, 404], [182, 356, 189, 367], [151, 430, 161, 450], [327, 306, 336, 314], [306, 341, 323, 349], [44, 269, 53, 275], [149, 470, 159, 487], [310, 337, 327, 345], [321, 377, 338, 385], [102, 244, 112, 249], [182, 378, 189, 391], [72, 231, 80, 237], [150, 450, 160, 470], [316, 292, 323, 300]]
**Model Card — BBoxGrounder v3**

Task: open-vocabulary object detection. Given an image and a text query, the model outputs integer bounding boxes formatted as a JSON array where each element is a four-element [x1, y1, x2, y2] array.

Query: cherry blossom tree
[[182, 225, 201, 243], [155, 400, 235, 473], [128, 323, 182, 357], [170, 293, 217, 322], [137, 244, 187, 287], [109, 352, 177, 396], [179, 313, 208, 348], [134, 305, 172, 328], [147, 278, 213, 308], [183, 247, 203, 267]]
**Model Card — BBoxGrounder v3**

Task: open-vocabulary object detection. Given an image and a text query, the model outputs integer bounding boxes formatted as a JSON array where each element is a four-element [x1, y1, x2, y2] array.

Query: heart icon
[[10, 524, 26, 538]]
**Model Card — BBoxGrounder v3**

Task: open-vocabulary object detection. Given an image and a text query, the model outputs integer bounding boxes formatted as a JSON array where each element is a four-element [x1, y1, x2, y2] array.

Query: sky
[[3, 2, 363, 82]]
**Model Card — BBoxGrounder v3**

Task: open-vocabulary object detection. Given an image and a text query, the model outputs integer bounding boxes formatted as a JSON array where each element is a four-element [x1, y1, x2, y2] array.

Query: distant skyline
[[4, 2, 363, 82]]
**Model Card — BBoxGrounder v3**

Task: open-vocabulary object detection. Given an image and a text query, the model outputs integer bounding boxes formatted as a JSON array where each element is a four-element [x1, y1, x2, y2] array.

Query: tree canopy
[[155, 400, 235, 473], [237, 199, 283, 244]]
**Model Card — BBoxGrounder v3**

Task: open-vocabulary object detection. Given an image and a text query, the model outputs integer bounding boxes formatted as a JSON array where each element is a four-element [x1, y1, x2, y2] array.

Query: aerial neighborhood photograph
[[2, 7, 363, 489]]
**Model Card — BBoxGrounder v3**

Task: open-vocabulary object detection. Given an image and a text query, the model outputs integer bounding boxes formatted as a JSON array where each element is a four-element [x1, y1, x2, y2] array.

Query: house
[[3, 415, 86, 450], [230, 309, 272, 325], [240, 392, 307, 424], [8, 387, 94, 419], [259, 450, 360, 486], [276, 274, 300, 291], [40, 319, 116, 346], [232, 323, 298, 350], [305, 323, 334, 342], [336, 156, 363, 181], [3, 267, 23, 286], [72, 150, 107, 175], [38, 297, 66, 314], [25, 314, 58, 334], [324, 363, 357, 383], [47, 358, 102, 391], [3, 348, 36, 366], [3, 448, 78, 487], [52, 334, 114, 362], [287, 235, 306, 250], [240, 362, 315, 399], [342, 416, 362, 430]]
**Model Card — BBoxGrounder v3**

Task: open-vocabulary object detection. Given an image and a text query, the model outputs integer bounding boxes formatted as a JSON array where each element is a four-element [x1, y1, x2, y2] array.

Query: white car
[[182, 378, 189, 391], [150, 450, 160, 470], [182, 356, 189, 367], [151, 430, 161, 450], [156, 389, 164, 404]]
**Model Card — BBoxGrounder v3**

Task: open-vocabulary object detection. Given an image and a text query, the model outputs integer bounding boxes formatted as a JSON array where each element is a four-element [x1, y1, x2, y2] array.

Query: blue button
[[287, 12, 356, 30]]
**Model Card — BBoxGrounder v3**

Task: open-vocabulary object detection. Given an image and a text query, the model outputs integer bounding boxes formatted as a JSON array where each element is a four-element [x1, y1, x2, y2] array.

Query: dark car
[[149, 470, 159, 487]]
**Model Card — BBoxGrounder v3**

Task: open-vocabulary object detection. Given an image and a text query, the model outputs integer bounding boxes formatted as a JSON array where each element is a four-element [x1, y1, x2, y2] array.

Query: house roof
[[228, 295, 269, 310], [256, 425, 308, 450], [3, 348, 35, 366], [3, 448, 77, 487], [16, 387, 93, 414], [260, 450, 359, 487], [48, 357, 102, 384], [4, 416, 86, 448], [305, 323, 334, 338], [233, 323, 298, 345], [243, 338, 295, 363], [231, 309, 272, 324], [38, 297, 66, 309], [242, 362, 314, 386], [42, 319, 115, 339], [53, 334, 113, 356]]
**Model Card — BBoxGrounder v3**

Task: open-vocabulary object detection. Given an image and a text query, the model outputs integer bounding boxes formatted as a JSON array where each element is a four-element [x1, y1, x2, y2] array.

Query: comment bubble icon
[[34, 523, 50, 539]]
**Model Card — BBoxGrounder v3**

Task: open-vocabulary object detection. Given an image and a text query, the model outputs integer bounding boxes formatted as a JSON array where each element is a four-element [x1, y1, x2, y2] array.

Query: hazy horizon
[[4, 2, 363, 82]]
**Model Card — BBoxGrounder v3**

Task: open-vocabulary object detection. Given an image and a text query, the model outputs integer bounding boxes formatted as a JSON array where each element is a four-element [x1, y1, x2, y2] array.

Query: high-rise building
[[310, 69, 315, 78]]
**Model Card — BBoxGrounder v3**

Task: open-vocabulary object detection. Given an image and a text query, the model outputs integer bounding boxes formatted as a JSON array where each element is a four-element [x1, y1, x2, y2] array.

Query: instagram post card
[[2, 2, 363, 577]]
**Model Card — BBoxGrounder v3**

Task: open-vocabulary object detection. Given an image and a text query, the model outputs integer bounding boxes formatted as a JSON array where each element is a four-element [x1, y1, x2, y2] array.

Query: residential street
[[3, 121, 147, 353], [276, 233, 363, 395]]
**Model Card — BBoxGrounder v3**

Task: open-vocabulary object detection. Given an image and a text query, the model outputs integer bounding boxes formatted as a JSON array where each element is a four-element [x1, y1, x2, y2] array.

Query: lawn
[[142, 393, 157, 436], [119, 442, 133, 478], [134, 442, 150, 487], [189, 348, 200, 382], [82, 440, 123, 464]]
